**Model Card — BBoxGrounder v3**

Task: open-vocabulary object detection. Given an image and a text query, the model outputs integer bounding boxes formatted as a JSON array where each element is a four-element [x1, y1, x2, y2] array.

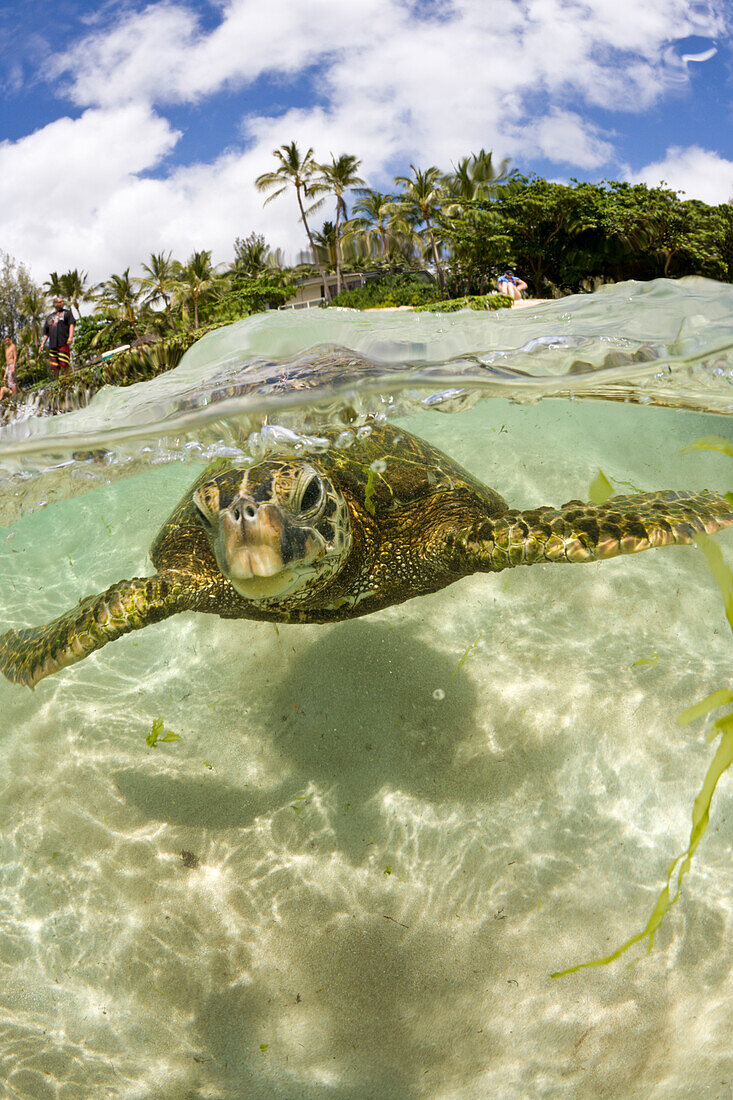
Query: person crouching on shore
[[497, 271, 528, 305], [40, 296, 75, 380]]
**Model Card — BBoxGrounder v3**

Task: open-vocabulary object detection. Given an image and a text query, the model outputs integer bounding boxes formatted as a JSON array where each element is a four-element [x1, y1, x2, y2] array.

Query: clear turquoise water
[[1, 281, 732, 1098]]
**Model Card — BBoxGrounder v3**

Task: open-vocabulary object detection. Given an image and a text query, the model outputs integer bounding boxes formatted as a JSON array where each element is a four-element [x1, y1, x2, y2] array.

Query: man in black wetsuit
[[40, 296, 75, 380]]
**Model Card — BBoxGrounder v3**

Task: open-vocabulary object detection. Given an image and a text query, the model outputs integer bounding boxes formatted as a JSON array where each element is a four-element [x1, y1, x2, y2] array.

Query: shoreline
[[375, 298, 553, 312]]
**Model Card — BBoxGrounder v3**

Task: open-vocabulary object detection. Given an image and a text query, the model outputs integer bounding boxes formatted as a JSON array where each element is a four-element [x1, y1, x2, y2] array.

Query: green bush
[[415, 293, 513, 313], [328, 274, 442, 309], [15, 349, 48, 388], [72, 314, 137, 366], [207, 278, 293, 323]]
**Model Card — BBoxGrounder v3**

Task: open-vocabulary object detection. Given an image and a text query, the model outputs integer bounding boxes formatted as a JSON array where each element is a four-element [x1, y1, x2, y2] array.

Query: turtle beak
[[220, 495, 288, 579]]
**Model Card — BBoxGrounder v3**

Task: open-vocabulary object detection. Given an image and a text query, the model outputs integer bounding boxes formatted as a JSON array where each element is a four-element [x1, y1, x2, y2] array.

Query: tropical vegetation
[[1, 141, 732, 392]]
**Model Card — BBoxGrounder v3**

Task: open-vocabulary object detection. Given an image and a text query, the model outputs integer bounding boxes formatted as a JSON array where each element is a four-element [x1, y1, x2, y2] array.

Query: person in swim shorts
[[0, 335, 18, 400], [40, 296, 75, 380]]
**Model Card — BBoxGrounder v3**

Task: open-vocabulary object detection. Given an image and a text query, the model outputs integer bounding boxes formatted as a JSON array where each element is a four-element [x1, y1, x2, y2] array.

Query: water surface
[[1, 279, 732, 1098]]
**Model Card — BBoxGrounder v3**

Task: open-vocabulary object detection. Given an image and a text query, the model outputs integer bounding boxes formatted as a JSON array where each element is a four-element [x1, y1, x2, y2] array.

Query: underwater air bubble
[[335, 430, 355, 450]]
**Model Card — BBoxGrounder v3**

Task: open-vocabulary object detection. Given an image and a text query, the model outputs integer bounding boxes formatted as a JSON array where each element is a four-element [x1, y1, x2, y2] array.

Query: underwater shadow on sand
[[112, 617, 580, 854]]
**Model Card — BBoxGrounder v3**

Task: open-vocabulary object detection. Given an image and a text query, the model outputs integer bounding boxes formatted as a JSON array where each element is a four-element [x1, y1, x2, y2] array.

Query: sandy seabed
[[0, 397, 731, 1099]]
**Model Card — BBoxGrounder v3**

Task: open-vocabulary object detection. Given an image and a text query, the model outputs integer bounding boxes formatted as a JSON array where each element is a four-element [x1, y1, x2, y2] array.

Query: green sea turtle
[[1, 423, 731, 689]]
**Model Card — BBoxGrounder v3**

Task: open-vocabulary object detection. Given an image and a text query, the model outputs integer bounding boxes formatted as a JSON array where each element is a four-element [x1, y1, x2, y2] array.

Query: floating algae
[[589, 468, 645, 505], [452, 634, 482, 678], [588, 469, 614, 505], [631, 653, 659, 668], [363, 468, 377, 516], [146, 717, 181, 747], [681, 434, 733, 461], [363, 458, 388, 516]]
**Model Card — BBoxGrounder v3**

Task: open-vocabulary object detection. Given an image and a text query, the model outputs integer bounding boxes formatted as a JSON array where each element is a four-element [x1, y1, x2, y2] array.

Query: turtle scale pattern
[[1, 424, 732, 688]]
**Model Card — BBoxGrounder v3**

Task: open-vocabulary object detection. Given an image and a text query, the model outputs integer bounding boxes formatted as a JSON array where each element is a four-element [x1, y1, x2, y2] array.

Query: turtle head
[[193, 458, 351, 601]]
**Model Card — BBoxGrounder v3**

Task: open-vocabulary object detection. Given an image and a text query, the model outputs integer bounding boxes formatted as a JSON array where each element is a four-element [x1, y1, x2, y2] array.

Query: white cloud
[[507, 110, 614, 169], [625, 145, 733, 205], [55, 0, 727, 114], [2, 0, 730, 279], [0, 105, 181, 278], [0, 110, 319, 281], [54, 0, 394, 108]]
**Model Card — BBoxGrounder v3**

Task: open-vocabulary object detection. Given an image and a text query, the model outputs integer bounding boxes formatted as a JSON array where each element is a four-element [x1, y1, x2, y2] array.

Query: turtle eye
[[300, 475, 322, 513]]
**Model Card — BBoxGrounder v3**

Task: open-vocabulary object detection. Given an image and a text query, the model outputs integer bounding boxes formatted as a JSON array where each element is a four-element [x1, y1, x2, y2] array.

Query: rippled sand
[[1, 397, 732, 1098]]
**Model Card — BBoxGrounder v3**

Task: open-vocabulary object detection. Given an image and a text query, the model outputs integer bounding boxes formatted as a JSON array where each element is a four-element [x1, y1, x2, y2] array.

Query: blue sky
[[1, 0, 732, 281]]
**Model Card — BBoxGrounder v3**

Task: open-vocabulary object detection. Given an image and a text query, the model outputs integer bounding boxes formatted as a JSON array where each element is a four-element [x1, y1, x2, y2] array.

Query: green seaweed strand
[[694, 531, 733, 631], [452, 634, 482, 678], [552, 715, 733, 977], [678, 688, 733, 730], [553, 466, 733, 978]]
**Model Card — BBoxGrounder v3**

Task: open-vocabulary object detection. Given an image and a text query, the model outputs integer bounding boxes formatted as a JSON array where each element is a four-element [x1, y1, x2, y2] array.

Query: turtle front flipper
[[0, 574, 191, 689], [460, 490, 733, 571]]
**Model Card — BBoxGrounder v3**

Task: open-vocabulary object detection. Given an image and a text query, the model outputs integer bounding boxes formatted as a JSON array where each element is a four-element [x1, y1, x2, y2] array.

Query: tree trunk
[[194, 294, 199, 329], [297, 186, 331, 301], [334, 203, 343, 296], [425, 219, 445, 290], [380, 227, 395, 273], [162, 292, 176, 330]]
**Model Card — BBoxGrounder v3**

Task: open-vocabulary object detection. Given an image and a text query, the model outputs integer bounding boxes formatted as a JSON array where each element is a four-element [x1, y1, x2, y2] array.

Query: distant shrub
[[328, 274, 442, 309], [415, 293, 513, 312]]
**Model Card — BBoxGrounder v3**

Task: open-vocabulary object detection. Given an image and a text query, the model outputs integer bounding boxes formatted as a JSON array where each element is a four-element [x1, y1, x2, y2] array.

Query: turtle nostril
[[232, 501, 257, 523]]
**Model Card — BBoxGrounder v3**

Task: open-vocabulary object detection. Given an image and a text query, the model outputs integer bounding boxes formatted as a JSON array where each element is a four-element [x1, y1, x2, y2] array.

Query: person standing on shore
[[0, 336, 18, 400], [40, 296, 75, 380]]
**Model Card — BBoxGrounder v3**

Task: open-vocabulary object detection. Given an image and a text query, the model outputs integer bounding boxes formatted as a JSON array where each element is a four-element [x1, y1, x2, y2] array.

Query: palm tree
[[230, 232, 283, 278], [44, 270, 94, 317], [19, 287, 48, 344], [345, 189, 415, 272], [446, 150, 515, 210], [393, 165, 447, 289], [44, 272, 64, 299], [173, 250, 218, 329], [310, 221, 339, 271], [95, 269, 145, 341], [317, 153, 365, 294], [255, 142, 330, 299], [61, 269, 95, 317], [140, 251, 178, 329]]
